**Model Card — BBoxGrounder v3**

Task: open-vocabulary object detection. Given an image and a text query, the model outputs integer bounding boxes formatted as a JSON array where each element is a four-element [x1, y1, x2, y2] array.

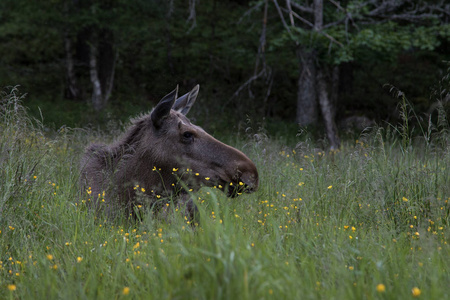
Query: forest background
[[0, 0, 449, 146]]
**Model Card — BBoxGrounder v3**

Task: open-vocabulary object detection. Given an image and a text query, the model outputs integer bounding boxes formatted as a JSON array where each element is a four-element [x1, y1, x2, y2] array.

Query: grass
[[1, 87, 449, 299]]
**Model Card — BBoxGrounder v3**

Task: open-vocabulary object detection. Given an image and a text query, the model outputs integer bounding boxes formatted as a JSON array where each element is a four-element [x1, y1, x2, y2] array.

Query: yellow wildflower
[[376, 284, 386, 293], [122, 287, 130, 295], [7, 284, 16, 291], [411, 287, 421, 297]]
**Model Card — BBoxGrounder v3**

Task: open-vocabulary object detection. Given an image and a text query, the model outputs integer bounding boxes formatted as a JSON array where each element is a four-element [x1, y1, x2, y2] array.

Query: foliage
[[334, 22, 450, 64], [268, 0, 450, 65], [0, 1, 447, 129], [1, 87, 449, 299]]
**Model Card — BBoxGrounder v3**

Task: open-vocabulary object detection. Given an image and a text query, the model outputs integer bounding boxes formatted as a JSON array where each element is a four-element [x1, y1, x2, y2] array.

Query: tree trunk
[[98, 28, 115, 103], [317, 67, 340, 149], [295, 0, 323, 127], [62, 0, 80, 100], [89, 42, 103, 111], [296, 48, 318, 126], [88, 29, 116, 111], [313, 0, 323, 30], [64, 31, 80, 100], [314, 0, 340, 149], [330, 65, 339, 119]]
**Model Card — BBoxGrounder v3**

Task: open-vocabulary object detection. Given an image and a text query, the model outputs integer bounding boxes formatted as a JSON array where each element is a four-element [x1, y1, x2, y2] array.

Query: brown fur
[[80, 85, 258, 219]]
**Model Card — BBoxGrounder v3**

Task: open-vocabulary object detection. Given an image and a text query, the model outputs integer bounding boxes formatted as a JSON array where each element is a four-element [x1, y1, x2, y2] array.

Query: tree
[[62, 0, 124, 111], [243, 0, 450, 149], [1, 0, 447, 130], [52, 0, 212, 111]]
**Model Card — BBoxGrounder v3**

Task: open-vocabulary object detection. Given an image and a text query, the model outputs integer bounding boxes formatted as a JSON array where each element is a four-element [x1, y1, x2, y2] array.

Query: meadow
[[1, 88, 449, 299]]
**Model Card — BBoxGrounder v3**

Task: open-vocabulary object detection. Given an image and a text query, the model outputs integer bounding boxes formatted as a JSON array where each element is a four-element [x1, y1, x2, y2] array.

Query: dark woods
[[0, 0, 449, 146]]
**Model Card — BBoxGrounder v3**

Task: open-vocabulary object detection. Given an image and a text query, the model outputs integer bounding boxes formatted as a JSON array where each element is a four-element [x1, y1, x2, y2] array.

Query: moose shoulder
[[80, 85, 259, 220]]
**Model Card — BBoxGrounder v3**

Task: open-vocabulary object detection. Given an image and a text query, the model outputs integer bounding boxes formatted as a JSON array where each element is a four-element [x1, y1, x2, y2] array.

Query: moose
[[80, 85, 259, 220]]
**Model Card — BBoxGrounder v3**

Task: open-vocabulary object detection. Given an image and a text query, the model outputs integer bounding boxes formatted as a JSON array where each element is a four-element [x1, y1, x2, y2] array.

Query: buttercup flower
[[7, 284, 16, 291], [411, 287, 421, 297], [122, 287, 130, 295], [376, 284, 386, 293]]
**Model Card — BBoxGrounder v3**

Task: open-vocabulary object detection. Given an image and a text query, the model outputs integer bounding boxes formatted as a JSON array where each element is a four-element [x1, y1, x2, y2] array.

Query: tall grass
[[1, 87, 449, 299]]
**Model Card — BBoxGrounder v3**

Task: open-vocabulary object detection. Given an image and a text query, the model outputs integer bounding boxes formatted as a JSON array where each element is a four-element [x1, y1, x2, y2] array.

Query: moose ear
[[151, 86, 178, 128], [172, 84, 199, 115]]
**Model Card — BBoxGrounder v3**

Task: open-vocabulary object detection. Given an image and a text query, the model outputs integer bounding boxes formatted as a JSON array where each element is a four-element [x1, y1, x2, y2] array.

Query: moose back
[[80, 85, 259, 219]]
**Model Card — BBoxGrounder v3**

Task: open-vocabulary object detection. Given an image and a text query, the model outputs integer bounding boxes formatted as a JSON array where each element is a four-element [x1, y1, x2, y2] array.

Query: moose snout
[[205, 139, 259, 197], [226, 167, 258, 198], [239, 169, 259, 192], [234, 158, 259, 193]]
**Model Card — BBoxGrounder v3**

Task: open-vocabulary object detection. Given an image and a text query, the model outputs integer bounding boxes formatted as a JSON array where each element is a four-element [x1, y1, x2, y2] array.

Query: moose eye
[[182, 131, 194, 142]]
